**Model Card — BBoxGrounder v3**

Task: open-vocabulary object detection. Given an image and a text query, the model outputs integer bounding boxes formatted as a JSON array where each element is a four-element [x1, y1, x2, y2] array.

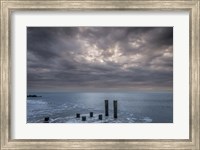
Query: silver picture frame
[[0, 0, 199, 149]]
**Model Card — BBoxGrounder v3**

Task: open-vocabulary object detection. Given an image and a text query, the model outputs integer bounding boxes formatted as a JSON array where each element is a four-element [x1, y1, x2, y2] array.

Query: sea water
[[27, 92, 173, 123]]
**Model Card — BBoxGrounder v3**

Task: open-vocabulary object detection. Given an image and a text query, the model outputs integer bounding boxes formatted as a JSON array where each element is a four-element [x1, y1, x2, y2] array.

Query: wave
[[27, 99, 47, 105], [31, 113, 153, 123]]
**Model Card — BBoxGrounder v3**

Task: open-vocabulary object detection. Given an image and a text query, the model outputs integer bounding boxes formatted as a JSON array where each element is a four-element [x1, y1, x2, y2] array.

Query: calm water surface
[[27, 92, 173, 123]]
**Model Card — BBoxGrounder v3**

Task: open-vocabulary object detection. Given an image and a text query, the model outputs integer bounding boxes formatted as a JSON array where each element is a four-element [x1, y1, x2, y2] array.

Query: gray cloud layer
[[27, 27, 173, 92]]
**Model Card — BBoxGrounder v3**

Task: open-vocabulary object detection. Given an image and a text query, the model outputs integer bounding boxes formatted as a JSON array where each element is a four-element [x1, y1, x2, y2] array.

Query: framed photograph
[[1, 0, 199, 149]]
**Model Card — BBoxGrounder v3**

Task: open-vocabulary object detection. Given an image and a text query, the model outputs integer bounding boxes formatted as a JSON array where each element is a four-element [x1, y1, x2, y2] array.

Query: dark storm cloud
[[27, 27, 173, 92]]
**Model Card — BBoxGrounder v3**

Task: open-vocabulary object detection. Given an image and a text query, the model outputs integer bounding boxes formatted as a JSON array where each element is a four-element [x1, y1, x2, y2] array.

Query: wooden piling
[[82, 116, 86, 121], [44, 117, 49, 123], [90, 112, 93, 117], [98, 114, 103, 120], [113, 100, 118, 119], [105, 100, 109, 116], [76, 113, 80, 118]]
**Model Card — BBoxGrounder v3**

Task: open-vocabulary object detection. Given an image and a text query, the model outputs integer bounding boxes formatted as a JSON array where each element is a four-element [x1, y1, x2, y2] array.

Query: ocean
[[27, 92, 173, 123]]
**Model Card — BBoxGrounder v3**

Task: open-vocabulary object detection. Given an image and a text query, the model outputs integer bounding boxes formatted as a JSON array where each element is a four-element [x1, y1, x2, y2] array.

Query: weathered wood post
[[76, 113, 80, 118], [98, 114, 103, 120], [82, 116, 86, 121], [113, 100, 118, 119], [90, 112, 93, 117], [44, 117, 49, 123], [105, 100, 109, 116]]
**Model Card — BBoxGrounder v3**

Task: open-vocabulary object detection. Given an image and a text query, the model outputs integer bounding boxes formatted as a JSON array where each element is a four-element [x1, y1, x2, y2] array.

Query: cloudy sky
[[27, 27, 173, 92]]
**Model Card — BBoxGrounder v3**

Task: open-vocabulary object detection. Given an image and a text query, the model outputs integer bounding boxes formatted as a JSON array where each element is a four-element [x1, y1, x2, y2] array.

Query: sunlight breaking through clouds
[[27, 27, 173, 92]]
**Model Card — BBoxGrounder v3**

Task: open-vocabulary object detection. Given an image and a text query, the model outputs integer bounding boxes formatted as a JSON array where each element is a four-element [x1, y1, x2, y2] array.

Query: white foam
[[27, 100, 47, 105]]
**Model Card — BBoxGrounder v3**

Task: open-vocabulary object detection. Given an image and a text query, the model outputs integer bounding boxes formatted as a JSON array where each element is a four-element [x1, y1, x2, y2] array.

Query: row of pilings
[[43, 100, 118, 123], [75, 100, 118, 122]]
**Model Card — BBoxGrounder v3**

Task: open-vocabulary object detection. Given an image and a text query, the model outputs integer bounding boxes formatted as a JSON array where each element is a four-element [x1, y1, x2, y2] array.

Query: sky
[[27, 27, 173, 92]]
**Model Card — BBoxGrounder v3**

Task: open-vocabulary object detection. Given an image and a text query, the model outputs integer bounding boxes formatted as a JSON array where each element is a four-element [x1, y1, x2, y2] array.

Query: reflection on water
[[27, 92, 173, 123]]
